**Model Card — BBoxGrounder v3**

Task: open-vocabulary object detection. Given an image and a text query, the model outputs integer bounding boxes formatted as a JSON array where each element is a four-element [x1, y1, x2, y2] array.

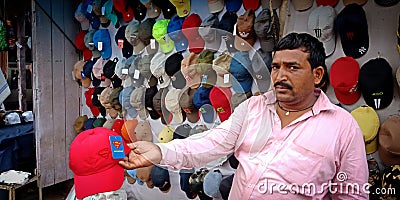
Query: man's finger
[[118, 160, 137, 170], [127, 143, 136, 149]]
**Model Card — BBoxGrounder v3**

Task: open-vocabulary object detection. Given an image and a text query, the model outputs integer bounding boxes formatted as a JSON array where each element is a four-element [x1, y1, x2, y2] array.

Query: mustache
[[274, 82, 293, 90]]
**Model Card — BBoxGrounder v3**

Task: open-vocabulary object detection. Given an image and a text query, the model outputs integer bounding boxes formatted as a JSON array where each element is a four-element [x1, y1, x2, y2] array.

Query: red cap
[[243, 0, 260, 10], [69, 127, 130, 199], [113, 0, 134, 23], [209, 86, 232, 122], [84, 88, 100, 117], [330, 56, 361, 105], [182, 14, 204, 54], [316, 0, 339, 6], [121, 119, 138, 143], [112, 119, 125, 135], [75, 30, 92, 61]]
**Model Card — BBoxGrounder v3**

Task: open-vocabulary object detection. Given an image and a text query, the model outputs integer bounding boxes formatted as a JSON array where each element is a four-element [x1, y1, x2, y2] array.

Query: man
[[119, 33, 368, 199]]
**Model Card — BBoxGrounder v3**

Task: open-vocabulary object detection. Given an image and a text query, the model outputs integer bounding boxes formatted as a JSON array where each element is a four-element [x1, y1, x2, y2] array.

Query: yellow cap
[[158, 125, 175, 143], [351, 105, 380, 154]]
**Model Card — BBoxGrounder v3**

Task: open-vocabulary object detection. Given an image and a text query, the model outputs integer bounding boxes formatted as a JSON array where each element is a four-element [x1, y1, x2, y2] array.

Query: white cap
[[308, 6, 336, 57], [150, 52, 171, 88], [4, 112, 21, 125]]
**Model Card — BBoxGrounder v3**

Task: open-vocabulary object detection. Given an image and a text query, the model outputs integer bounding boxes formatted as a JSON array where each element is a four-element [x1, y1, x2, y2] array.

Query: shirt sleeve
[[155, 99, 249, 170], [331, 119, 369, 200]]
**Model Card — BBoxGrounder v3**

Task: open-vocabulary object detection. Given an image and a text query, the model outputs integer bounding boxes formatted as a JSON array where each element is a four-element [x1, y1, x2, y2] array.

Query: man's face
[[271, 48, 318, 104]]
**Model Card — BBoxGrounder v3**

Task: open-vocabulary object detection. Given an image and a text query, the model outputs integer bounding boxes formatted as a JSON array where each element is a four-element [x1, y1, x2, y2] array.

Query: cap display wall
[[71, 0, 400, 199]]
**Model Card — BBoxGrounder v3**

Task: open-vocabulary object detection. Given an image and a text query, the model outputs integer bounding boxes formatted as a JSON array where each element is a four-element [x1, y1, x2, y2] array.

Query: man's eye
[[289, 66, 298, 70], [272, 65, 279, 70]]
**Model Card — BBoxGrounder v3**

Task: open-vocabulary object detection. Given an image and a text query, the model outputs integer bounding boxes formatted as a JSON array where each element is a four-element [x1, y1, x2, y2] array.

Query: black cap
[[103, 58, 118, 79], [179, 168, 197, 199], [219, 12, 238, 53], [336, 4, 369, 59], [173, 124, 192, 139], [151, 165, 171, 192], [374, 0, 399, 7], [359, 57, 393, 110], [145, 86, 161, 120], [171, 71, 187, 89], [114, 25, 133, 59], [165, 53, 184, 76], [219, 174, 234, 200], [92, 87, 107, 116], [133, 0, 147, 22], [152, 0, 177, 19]]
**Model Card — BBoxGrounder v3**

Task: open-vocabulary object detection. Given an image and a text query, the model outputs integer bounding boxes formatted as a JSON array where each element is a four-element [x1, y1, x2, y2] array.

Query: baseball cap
[[113, 0, 134, 23], [316, 0, 339, 6], [150, 52, 171, 88], [179, 87, 200, 123], [151, 165, 172, 192], [102, 118, 116, 130], [190, 124, 209, 136], [130, 87, 149, 120], [350, 105, 380, 154], [230, 51, 253, 93], [152, 0, 177, 19], [121, 87, 138, 118], [292, 0, 313, 11], [127, 56, 145, 87], [74, 60, 92, 88], [379, 115, 400, 166], [153, 19, 175, 53], [83, 117, 96, 130], [210, 87, 232, 122], [193, 86, 212, 109], [218, 12, 238, 53], [103, 0, 119, 27], [121, 119, 138, 143], [165, 53, 184, 77], [74, 115, 88, 134], [195, 50, 215, 74], [243, 0, 260, 10], [179, 168, 197, 199], [136, 165, 154, 188], [158, 125, 175, 143], [139, 18, 157, 47], [85, 88, 101, 117], [169, 0, 190, 17], [153, 88, 169, 125], [208, 0, 224, 13], [135, 120, 153, 142], [75, 31, 92, 61], [336, 4, 369, 59], [225, 0, 242, 12], [330, 56, 361, 105], [145, 86, 161, 120], [93, 29, 112, 59], [231, 92, 251, 111], [219, 174, 234, 200], [252, 49, 271, 93], [165, 88, 184, 124], [114, 58, 128, 81], [75, 3, 90, 30], [84, 30, 101, 59], [114, 25, 133, 59], [138, 54, 155, 80], [93, 117, 107, 128], [133, 0, 147, 22], [140, 0, 161, 18], [199, 104, 216, 124], [308, 6, 336, 57], [359, 57, 393, 110], [203, 170, 223, 198], [110, 87, 123, 112], [125, 20, 146, 55], [375, 0, 400, 6], [92, 57, 107, 80], [234, 9, 256, 51], [111, 118, 124, 135], [92, 87, 107, 117], [103, 58, 118, 79], [81, 0, 101, 29], [189, 168, 212, 200], [181, 53, 201, 89], [168, 15, 189, 52], [254, 9, 279, 52], [182, 14, 205, 54], [213, 52, 232, 88], [174, 124, 192, 139], [172, 70, 187, 89], [199, 15, 221, 52], [21, 111, 34, 123], [343, 0, 368, 5], [261, 0, 282, 9], [69, 127, 130, 199]]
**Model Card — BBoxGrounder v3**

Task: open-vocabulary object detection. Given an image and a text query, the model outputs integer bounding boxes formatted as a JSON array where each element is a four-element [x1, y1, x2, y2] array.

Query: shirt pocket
[[277, 141, 326, 186]]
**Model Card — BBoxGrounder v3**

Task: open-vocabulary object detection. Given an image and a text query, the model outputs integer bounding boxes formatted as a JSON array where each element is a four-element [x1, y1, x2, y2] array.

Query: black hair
[[274, 32, 329, 92]]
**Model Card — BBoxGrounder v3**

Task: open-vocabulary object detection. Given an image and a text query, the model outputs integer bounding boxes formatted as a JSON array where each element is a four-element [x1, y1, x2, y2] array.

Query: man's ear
[[313, 66, 324, 86]]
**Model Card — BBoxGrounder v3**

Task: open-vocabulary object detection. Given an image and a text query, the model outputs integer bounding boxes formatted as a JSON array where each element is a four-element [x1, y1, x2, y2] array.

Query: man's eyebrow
[[271, 61, 300, 65]]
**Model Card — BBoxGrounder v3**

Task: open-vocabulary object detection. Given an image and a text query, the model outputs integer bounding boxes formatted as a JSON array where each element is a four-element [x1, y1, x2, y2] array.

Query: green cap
[[104, 0, 118, 26], [93, 117, 107, 127], [195, 50, 214, 73]]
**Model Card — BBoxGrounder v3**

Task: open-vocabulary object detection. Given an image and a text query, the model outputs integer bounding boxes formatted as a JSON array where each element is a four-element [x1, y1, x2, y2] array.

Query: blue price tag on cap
[[109, 136, 125, 159]]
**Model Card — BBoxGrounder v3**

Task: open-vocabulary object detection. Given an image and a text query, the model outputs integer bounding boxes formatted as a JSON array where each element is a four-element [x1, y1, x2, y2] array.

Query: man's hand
[[119, 141, 162, 170]]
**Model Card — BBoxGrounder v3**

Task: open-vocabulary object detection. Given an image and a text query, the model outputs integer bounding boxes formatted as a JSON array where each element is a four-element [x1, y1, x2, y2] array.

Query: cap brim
[[323, 35, 336, 57], [208, 0, 224, 13], [74, 164, 124, 199], [365, 137, 378, 154], [158, 74, 171, 88], [186, 74, 202, 89], [232, 78, 253, 94], [171, 111, 184, 124], [216, 75, 232, 88], [378, 145, 400, 166], [234, 35, 253, 51], [333, 88, 361, 105], [254, 78, 270, 93]]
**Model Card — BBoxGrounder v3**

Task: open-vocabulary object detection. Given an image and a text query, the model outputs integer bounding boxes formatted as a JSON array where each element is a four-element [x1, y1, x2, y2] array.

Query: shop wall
[[32, 0, 80, 187]]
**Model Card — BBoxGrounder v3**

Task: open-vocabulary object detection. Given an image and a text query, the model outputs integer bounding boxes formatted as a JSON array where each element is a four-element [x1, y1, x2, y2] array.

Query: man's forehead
[[272, 49, 310, 63]]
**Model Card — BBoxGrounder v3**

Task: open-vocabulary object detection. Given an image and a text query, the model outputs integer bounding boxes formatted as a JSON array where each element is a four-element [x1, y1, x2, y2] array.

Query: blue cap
[[81, 0, 100, 29], [225, 0, 242, 12], [193, 86, 212, 110], [126, 169, 144, 185], [179, 168, 197, 199], [203, 170, 223, 198], [121, 87, 138, 118], [82, 60, 95, 80], [230, 51, 253, 93], [199, 104, 216, 124], [167, 16, 188, 52], [93, 29, 112, 59], [151, 165, 171, 192], [83, 117, 96, 130]]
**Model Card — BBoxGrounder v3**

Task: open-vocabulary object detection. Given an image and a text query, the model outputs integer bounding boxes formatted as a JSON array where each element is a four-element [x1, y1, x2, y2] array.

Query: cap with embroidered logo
[[308, 6, 336, 57]]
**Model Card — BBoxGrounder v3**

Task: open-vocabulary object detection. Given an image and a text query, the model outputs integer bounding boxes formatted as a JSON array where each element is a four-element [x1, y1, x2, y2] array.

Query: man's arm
[[331, 119, 369, 200]]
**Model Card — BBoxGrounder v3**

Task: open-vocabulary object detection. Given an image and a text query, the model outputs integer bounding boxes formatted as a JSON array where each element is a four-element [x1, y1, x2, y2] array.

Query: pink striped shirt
[[157, 90, 368, 199]]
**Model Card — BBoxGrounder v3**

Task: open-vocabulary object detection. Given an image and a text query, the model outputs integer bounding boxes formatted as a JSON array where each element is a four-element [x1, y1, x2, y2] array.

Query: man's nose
[[274, 68, 288, 82]]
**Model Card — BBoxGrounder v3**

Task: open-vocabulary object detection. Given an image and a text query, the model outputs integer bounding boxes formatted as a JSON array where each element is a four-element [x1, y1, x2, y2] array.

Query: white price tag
[[224, 74, 229, 83], [101, 6, 106, 15], [122, 68, 129, 75], [87, 5, 93, 13], [97, 42, 103, 51], [133, 69, 140, 80], [150, 39, 156, 49]]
